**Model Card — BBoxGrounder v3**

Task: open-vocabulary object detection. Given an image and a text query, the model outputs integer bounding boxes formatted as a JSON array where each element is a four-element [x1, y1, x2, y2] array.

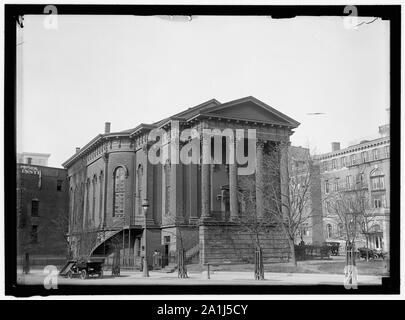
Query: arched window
[[326, 224, 332, 238], [113, 167, 126, 217], [370, 167, 385, 190]]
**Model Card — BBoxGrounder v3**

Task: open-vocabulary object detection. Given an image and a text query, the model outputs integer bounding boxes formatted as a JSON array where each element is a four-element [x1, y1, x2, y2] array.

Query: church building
[[62, 96, 300, 268]]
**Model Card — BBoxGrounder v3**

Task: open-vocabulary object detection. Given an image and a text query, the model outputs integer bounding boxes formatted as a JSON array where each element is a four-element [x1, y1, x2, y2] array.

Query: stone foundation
[[199, 222, 290, 264]]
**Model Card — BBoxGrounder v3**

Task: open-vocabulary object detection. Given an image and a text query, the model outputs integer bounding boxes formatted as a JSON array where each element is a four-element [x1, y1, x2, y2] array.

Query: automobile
[[324, 242, 340, 256], [60, 259, 104, 279], [357, 247, 380, 260]]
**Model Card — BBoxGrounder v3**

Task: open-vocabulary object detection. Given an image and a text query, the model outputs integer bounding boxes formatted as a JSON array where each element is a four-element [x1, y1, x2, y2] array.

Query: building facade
[[63, 96, 300, 267], [314, 129, 390, 252], [288, 146, 324, 246], [17, 162, 69, 267]]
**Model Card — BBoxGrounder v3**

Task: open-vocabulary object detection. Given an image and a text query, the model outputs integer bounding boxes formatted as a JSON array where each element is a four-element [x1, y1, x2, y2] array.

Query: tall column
[[188, 163, 199, 224], [200, 132, 211, 220], [144, 145, 155, 225], [279, 142, 290, 218], [255, 140, 265, 218], [102, 153, 109, 228], [229, 140, 239, 221], [170, 162, 184, 223]]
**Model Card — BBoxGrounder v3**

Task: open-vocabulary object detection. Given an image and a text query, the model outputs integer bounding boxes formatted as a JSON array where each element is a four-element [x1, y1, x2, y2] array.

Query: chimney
[[75, 147, 81, 153], [104, 122, 111, 134], [331, 142, 340, 152]]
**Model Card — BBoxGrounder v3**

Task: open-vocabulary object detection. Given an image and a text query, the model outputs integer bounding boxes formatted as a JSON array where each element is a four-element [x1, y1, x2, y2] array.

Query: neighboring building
[[17, 152, 51, 166], [62, 96, 300, 267], [314, 124, 390, 252], [289, 146, 324, 246], [17, 162, 69, 267]]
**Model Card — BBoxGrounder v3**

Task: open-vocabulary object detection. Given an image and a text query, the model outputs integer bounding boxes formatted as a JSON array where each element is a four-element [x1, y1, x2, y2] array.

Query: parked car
[[357, 247, 386, 260], [60, 259, 104, 279]]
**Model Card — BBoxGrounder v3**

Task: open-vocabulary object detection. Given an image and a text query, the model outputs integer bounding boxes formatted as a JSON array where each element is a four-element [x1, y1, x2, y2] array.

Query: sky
[[17, 15, 390, 168]]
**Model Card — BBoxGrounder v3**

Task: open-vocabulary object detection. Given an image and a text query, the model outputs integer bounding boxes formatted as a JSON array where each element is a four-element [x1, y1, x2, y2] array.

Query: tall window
[[346, 175, 352, 190], [333, 178, 339, 191], [350, 154, 356, 165], [31, 225, 38, 243], [325, 180, 330, 194], [56, 180, 63, 191], [113, 167, 126, 217], [373, 149, 379, 161], [332, 159, 337, 170], [326, 224, 332, 238], [385, 145, 390, 158], [370, 168, 385, 190], [341, 157, 346, 168], [338, 223, 344, 237], [361, 151, 368, 163], [31, 199, 39, 217]]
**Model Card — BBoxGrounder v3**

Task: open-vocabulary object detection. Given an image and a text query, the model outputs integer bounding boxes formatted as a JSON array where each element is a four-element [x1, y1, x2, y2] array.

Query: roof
[[63, 96, 299, 167]]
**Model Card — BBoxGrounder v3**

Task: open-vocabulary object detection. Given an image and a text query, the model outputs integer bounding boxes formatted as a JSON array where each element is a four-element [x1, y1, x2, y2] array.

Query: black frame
[[4, 4, 400, 296]]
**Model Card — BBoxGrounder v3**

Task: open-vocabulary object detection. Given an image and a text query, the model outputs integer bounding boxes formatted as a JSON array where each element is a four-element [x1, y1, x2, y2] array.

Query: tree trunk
[[288, 239, 297, 266]]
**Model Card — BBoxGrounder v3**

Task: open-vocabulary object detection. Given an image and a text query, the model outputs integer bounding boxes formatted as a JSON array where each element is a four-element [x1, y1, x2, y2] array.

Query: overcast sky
[[17, 15, 390, 168]]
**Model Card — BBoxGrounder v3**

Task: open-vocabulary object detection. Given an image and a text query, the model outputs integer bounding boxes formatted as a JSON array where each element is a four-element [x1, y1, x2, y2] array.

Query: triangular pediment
[[205, 96, 299, 127]]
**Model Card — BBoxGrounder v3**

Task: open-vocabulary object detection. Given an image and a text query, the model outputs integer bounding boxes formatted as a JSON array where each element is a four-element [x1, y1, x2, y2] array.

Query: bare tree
[[324, 172, 377, 261], [236, 142, 314, 267]]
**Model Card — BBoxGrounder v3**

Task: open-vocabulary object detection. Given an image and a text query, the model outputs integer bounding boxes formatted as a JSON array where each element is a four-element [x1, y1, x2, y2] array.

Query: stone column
[[102, 153, 109, 228], [255, 140, 265, 218], [188, 163, 199, 224], [200, 132, 211, 221], [170, 162, 184, 223], [143, 145, 154, 225], [279, 142, 290, 218], [229, 140, 239, 221]]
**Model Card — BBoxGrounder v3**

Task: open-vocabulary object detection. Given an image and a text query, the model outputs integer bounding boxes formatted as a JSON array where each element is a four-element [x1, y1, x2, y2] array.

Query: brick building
[[17, 162, 69, 267], [62, 96, 300, 267], [314, 125, 390, 252], [288, 146, 324, 246]]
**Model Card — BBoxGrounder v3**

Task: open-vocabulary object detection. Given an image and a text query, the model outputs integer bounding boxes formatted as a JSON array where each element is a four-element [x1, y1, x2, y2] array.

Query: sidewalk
[[17, 268, 383, 286]]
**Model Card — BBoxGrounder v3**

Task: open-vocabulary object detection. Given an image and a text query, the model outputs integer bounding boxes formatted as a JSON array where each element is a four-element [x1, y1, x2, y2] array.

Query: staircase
[[185, 243, 200, 264]]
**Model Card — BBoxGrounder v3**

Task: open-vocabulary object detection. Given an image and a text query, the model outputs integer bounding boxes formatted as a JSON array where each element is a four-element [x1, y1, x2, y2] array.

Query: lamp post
[[142, 198, 149, 277]]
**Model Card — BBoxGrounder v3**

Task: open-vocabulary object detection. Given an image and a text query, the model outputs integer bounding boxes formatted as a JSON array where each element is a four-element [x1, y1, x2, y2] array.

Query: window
[[371, 176, 385, 190], [338, 223, 344, 237], [325, 201, 330, 213], [326, 224, 332, 238], [346, 175, 353, 190], [341, 157, 346, 168], [373, 149, 379, 161], [56, 179, 63, 191], [351, 154, 356, 165], [373, 198, 382, 208], [164, 236, 171, 244], [323, 161, 328, 172], [385, 145, 390, 158], [27, 157, 32, 164], [361, 151, 368, 163], [332, 159, 337, 170], [325, 180, 330, 194], [31, 225, 38, 243], [381, 194, 387, 208], [31, 199, 39, 217], [357, 173, 365, 187], [113, 167, 126, 217], [333, 178, 339, 191]]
